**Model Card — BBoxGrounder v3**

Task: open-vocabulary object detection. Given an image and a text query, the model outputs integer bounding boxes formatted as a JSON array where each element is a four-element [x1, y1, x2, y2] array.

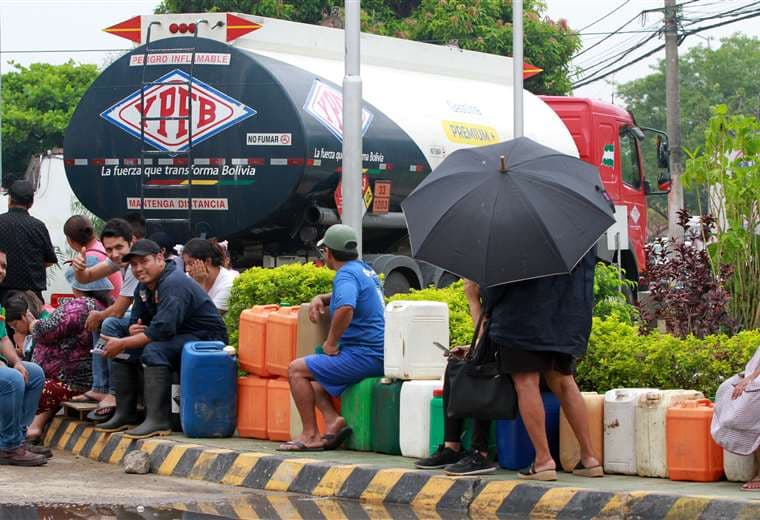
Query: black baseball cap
[[122, 239, 161, 262], [7, 180, 34, 205]]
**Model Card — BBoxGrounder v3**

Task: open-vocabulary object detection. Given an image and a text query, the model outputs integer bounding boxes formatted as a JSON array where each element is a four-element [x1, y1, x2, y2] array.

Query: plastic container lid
[[433, 389, 443, 397]]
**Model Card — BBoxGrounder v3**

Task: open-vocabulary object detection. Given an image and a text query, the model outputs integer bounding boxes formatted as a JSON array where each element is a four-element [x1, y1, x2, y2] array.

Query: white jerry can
[[399, 380, 441, 458], [384, 301, 449, 380], [603, 388, 657, 475], [724, 450, 758, 482], [635, 389, 704, 478]]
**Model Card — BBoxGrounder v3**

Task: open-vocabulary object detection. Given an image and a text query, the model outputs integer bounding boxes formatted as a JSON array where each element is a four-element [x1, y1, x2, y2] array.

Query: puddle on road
[[0, 493, 466, 519]]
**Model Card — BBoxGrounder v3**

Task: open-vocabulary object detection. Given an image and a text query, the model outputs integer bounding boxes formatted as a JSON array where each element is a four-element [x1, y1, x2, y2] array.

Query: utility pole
[[513, 0, 524, 137], [664, 0, 684, 239], [343, 0, 363, 256]]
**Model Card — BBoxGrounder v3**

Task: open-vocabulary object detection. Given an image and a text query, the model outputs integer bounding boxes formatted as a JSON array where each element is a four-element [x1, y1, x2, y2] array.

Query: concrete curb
[[45, 418, 760, 519]]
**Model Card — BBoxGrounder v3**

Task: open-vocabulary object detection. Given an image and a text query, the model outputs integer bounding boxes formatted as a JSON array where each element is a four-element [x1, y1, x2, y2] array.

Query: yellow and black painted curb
[[45, 418, 760, 519]]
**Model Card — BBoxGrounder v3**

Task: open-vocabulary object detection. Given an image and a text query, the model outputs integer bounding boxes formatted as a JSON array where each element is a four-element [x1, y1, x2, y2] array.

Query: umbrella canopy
[[401, 137, 615, 287]]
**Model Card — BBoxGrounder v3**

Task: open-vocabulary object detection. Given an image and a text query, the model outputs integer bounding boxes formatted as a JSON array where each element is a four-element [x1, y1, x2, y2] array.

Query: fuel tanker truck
[[64, 13, 671, 293]]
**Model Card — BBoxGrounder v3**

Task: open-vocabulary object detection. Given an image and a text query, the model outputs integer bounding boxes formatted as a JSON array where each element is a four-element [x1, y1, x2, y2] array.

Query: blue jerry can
[[180, 341, 237, 438], [496, 392, 561, 470]]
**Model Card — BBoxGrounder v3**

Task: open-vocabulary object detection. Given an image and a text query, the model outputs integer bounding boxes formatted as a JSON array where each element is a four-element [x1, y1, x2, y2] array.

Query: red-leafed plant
[[640, 209, 735, 338]]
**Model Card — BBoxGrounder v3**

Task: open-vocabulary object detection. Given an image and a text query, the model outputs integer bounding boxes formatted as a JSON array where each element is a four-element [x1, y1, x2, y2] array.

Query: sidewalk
[[44, 417, 760, 519]]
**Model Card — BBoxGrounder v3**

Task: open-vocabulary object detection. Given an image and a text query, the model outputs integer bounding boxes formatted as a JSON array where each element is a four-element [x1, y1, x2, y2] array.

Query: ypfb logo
[[303, 79, 373, 142], [101, 69, 256, 152]]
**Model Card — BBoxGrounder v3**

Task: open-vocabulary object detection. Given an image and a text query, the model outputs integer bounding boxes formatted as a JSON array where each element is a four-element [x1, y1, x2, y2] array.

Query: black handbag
[[445, 303, 518, 421]]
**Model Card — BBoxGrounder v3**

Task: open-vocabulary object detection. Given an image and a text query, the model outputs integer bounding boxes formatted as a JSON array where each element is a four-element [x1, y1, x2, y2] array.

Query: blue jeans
[[121, 334, 199, 371], [93, 314, 131, 395], [0, 362, 45, 450]]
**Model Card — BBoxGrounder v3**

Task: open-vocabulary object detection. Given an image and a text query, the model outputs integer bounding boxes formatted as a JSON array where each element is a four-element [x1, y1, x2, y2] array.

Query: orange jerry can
[[267, 378, 292, 441], [666, 399, 724, 482], [238, 305, 279, 376], [237, 376, 268, 439], [265, 306, 300, 377]]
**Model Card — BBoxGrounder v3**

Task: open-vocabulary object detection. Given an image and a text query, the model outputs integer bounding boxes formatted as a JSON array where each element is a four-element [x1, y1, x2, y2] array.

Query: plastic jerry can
[[635, 389, 704, 478], [603, 388, 655, 475], [398, 380, 441, 458], [384, 301, 449, 380], [496, 392, 560, 470], [296, 305, 330, 359], [180, 342, 237, 438], [724, 450, 757, 482], [265, 306, 300, 377], [667, 399, 724, 482], [238, 375, 269, 439], [289, 394, 341, 438], [342, 377, 382, 451], [238, 305, 279, 376], [559, 392, 604, 473], [266, 378, 292, 441], [371, 379, 403, 455]]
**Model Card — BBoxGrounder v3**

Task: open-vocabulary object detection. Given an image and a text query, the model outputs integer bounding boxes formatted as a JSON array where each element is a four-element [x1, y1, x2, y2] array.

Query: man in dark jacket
[[98, 239, 228, 439]]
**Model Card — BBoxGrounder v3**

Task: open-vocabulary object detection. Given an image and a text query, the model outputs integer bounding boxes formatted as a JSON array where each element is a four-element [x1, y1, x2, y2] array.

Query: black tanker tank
[[64, 36, 430, 249]]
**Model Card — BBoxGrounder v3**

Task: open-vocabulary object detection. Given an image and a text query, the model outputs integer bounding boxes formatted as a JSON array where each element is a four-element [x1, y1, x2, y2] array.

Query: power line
[[572, 10, 650, 59], [577, 0, 631, 32]]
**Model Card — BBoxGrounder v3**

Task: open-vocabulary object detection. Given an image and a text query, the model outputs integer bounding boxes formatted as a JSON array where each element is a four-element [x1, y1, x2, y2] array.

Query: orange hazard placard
[[334, 174, 370, 217]]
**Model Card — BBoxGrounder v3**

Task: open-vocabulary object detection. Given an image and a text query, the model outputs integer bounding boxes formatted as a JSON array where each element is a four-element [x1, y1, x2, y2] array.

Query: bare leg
[[27, 410, 56, 440], [544, 370, 600, 468], [512, 372, 555, 471], [283, 359, 322, 449], [311, 381, 346, 436]]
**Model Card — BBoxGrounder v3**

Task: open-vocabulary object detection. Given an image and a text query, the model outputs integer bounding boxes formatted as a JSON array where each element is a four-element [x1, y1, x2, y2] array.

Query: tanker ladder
[[137, 19, 212, 242]]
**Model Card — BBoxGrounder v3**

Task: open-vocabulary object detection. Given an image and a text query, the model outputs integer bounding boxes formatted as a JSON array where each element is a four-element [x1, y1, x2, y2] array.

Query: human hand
[[309, 296, 326, 323], [13, 333, 25, 357], [448, 346, 469, 360], [72, 247, 88, 272], [85, 310, 104, 332], [13, 361, 29, 384], [187, 259, 209, 282], [322, 342, 339, 356], [732, 377, 751, 400], [128, 319, 146, 336], [101, 335, 126, 359]]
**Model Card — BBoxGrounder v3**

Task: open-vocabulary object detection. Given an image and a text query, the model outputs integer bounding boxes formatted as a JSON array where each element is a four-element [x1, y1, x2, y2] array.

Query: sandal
[[87, 406, 115, 423], [322, 427, 353, 451], [71, 392, 102, 404], [276, 440, 325, 452], [572, 461, 604, 478], [518, 463, 557, 481], [741, 480, 760, 491]]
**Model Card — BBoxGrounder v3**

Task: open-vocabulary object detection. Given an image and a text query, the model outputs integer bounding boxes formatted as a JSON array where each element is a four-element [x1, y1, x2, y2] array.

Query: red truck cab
[[541, 96, 670, 284]]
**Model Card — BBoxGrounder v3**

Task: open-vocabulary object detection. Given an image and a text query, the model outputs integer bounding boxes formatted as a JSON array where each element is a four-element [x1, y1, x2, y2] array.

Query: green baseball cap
[[317, 224, 358, 253]]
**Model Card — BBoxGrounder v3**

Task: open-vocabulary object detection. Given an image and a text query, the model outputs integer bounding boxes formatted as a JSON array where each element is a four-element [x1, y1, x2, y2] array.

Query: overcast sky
[[1, 0, 758, 105]]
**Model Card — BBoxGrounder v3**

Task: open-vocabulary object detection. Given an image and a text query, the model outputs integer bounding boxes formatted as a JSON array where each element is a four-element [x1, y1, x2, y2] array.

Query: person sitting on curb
[[0, 248, 49, 466], [279, 225, 385, 452], [98, 239, 228, 439], [72, 218, 138, 422], [8, 262, 113, 442], [182, 238, 239, 314]]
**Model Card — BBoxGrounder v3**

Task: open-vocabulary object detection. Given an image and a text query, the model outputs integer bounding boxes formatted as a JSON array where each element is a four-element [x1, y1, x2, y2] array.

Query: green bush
[[577, 315, 760, 397], [593, 262, 639, 324], [225, 263, 335, 348], [387, 280, 475, 346]]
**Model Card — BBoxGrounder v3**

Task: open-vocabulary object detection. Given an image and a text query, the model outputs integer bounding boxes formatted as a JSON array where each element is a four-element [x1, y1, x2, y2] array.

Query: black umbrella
[[401, 137, 615, 287]]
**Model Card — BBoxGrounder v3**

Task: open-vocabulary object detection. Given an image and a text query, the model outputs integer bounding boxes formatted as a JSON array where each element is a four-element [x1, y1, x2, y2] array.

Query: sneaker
[[444, 451, 496, 476], [0, 446, 48, 467], [415, 445, 466, 469], [25, 441, 53, 459]]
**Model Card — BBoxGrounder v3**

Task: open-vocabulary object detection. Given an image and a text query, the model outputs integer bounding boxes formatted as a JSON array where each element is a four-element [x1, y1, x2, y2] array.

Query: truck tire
[[436, 272, 460, 288], [383, 270, 413, 297]]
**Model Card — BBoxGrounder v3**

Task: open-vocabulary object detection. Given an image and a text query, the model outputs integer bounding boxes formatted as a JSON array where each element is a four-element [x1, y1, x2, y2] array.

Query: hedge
[[577, 316, 760, 397]]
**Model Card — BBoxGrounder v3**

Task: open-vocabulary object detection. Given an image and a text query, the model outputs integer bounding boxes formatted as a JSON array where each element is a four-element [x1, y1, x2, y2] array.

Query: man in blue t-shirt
[[279, 225, 385, 452]]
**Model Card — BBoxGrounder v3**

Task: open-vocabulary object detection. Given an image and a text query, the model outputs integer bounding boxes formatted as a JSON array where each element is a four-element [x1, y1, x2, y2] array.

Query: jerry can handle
[[697, 398, 713, 406], [192, 342, 223, 352]]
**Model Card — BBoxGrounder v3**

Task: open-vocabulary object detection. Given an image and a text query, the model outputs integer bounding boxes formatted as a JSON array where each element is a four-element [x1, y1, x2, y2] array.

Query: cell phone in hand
[[433, 341, 450, 356]]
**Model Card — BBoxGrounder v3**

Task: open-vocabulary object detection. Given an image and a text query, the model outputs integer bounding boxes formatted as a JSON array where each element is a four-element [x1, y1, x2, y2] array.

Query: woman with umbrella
[[403, 137, 611, 480]]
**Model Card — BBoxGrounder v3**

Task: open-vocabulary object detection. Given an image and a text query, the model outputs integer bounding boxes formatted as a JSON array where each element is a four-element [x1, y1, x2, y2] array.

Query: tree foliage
[[156, 0, 581, 95], [1, 62, 99, 185]]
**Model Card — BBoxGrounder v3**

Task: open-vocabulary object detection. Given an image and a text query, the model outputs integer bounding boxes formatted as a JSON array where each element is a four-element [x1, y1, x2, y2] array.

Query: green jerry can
[[429, 389, 498, 458], [371, 378, 403, 455], [342, 377, 382, 451]]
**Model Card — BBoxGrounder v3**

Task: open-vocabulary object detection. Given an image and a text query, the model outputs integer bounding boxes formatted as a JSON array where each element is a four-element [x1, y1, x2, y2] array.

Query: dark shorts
[[496, 346, 576, 375]]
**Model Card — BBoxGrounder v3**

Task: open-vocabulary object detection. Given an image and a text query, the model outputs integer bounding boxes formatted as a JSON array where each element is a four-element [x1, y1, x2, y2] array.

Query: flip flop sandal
[[518, 464, 557, 481], [276, 441, 325, 452], [87, 406, 115, 423], [572, 462, 604, 478], [322, 427, 353, 451], [71, 392, 101, 403], [741, 481, 760, 491]]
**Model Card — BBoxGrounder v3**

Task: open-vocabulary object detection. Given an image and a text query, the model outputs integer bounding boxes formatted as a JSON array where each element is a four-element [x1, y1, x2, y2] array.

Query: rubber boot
[[123, 366, 173, 439], [96, 362, 140, 433]]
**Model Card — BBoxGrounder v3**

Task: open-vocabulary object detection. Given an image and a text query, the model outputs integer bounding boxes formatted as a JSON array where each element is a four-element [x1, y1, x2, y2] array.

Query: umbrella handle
[[499, 155, 507, 173]]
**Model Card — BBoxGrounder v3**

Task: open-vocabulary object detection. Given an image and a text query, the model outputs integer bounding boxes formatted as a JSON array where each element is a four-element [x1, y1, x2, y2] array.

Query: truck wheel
[[384, 270, 412, 297], [437, 272, 459, 288]]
